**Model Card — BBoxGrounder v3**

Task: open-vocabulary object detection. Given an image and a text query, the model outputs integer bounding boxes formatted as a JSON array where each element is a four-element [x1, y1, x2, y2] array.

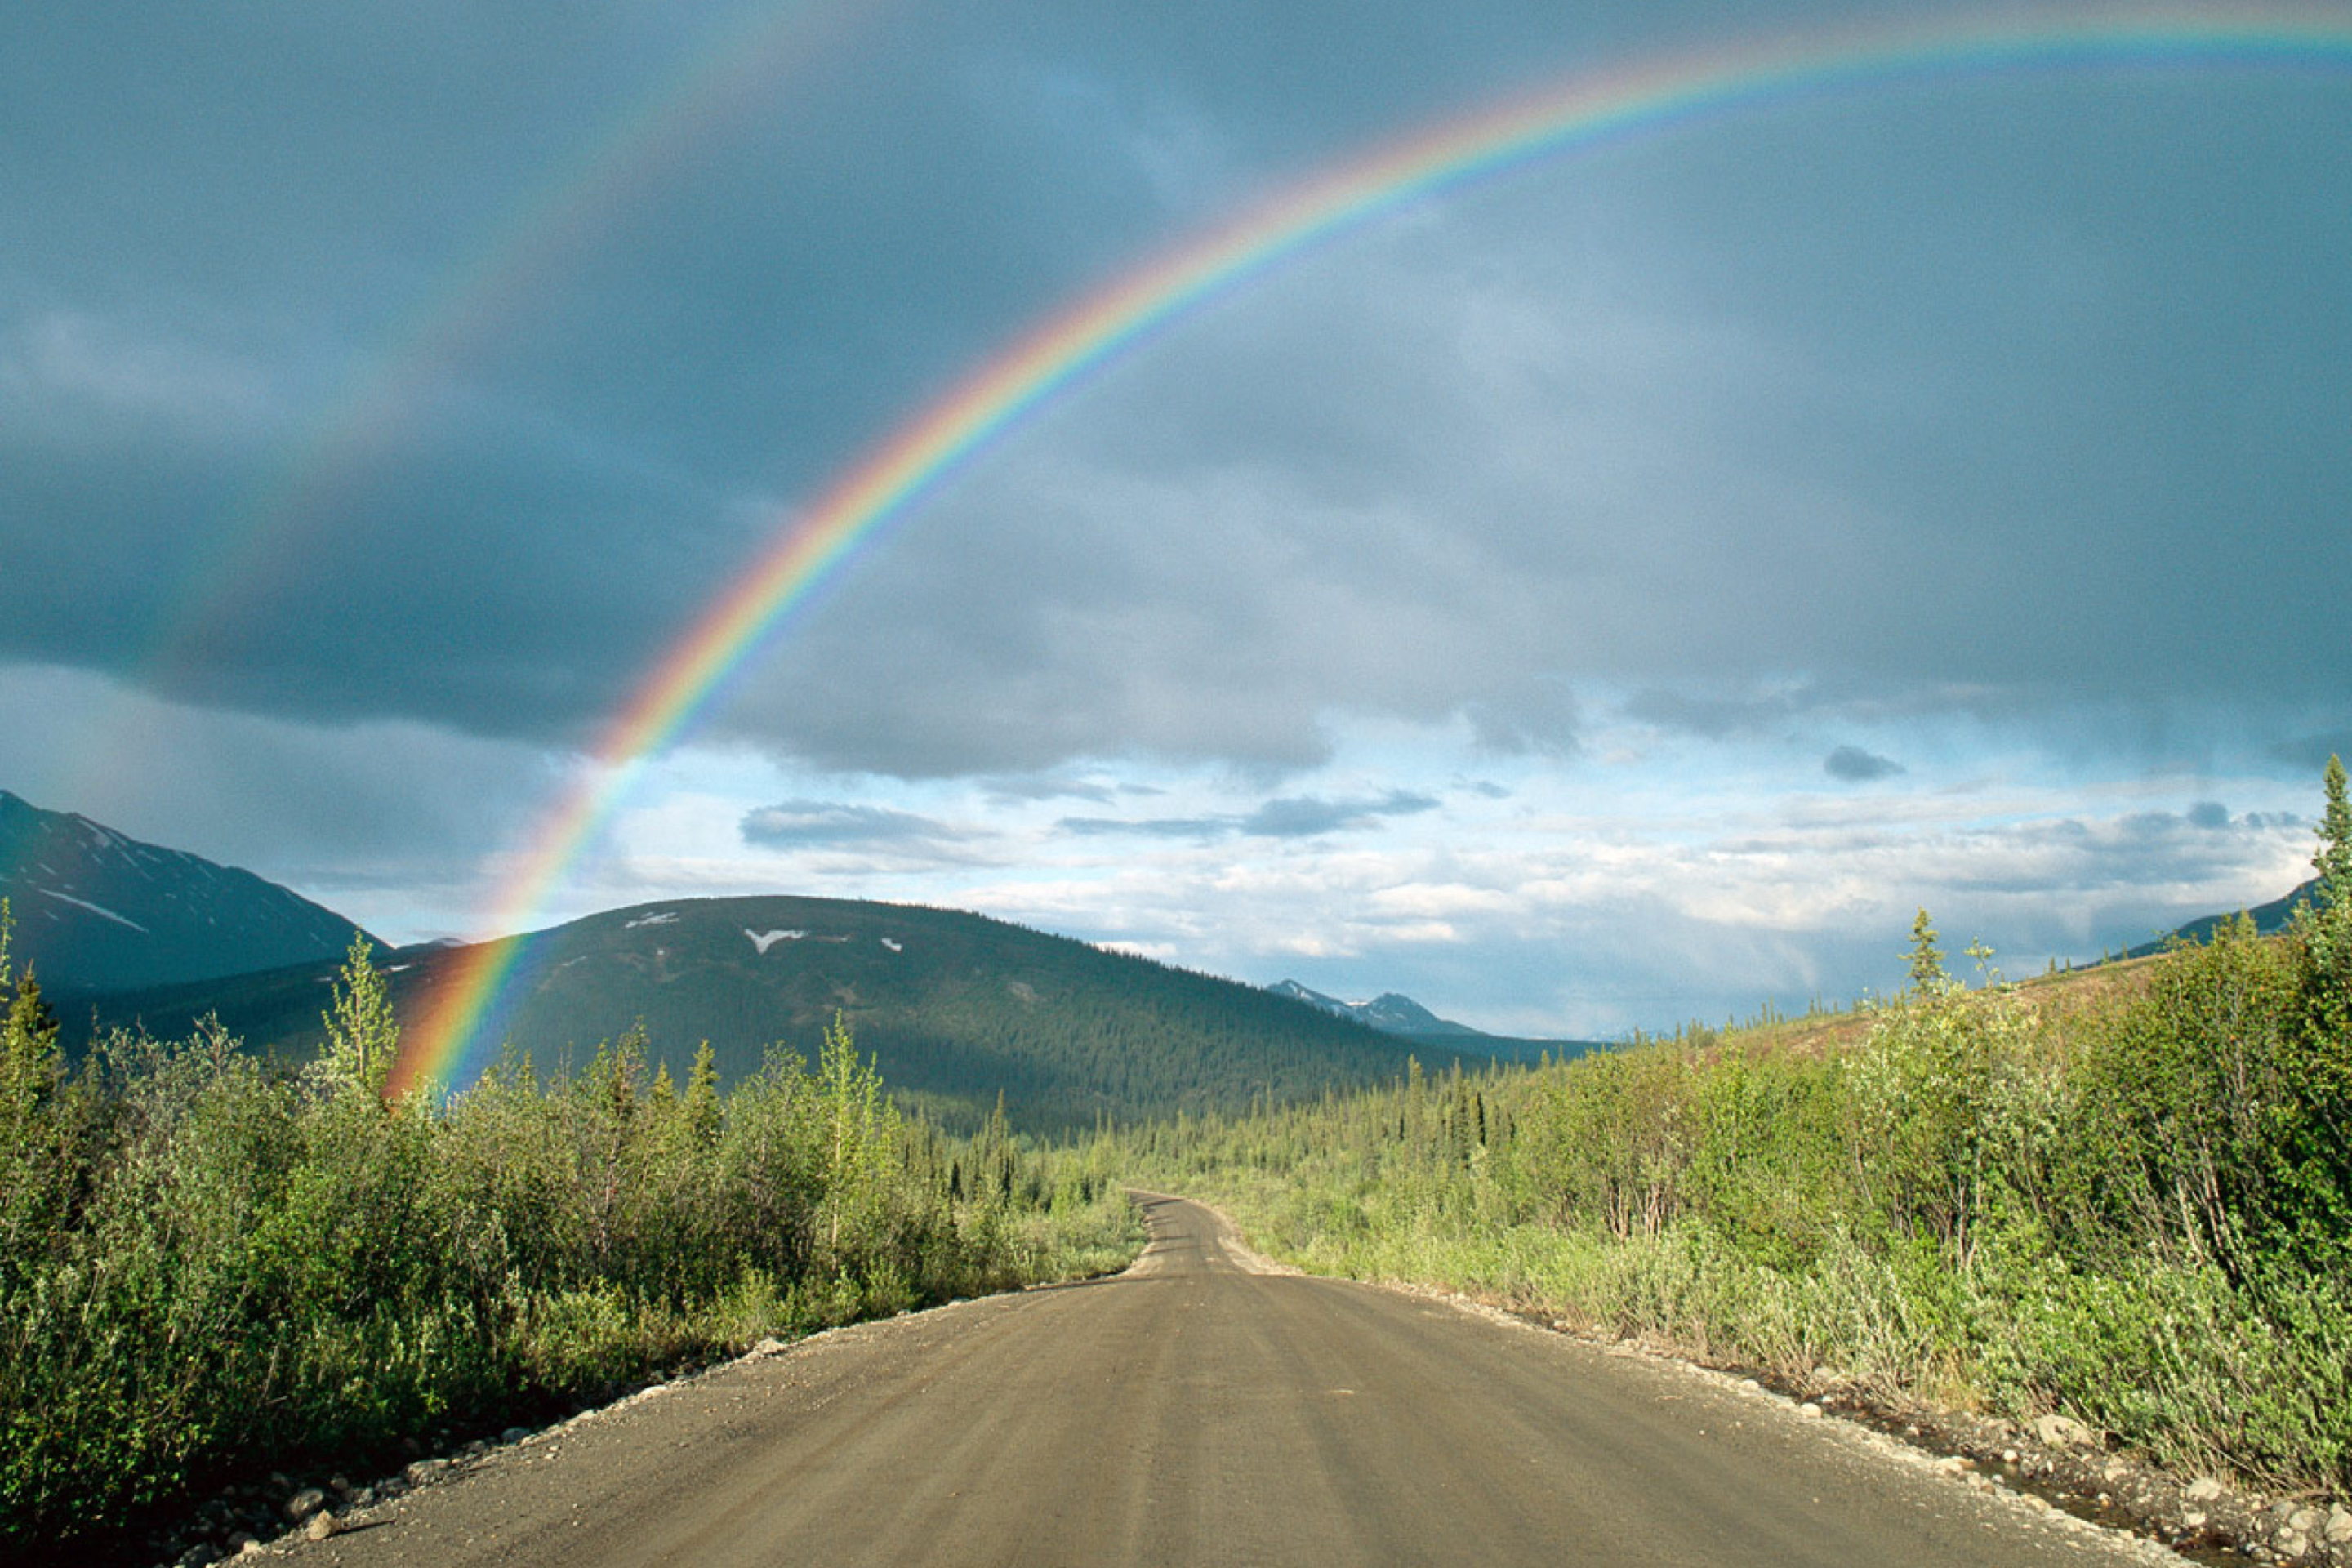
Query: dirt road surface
[[296, 1193, 2179, 1567]]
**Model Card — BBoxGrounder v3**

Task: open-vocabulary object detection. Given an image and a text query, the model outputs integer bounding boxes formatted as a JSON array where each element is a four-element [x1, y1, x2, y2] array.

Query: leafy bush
[[0, 926, 1140, 1557], [1108, 766, 2352, 1493]]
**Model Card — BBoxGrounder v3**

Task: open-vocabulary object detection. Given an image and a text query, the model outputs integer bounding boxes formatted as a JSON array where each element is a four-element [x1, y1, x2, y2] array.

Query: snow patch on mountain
[[745, 929, 806, 955], [34, 886, 149, 933], [1, 788, 375, 992]]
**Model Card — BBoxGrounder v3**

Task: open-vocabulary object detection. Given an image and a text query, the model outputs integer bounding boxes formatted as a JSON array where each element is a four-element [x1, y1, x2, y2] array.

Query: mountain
[[1267, 978, 1609, 1065], [0, 790, 376, 995], [1269, 979, 1479, 1036], [2123, 878, 2320, 960], [74, 896, 1457, 1132]]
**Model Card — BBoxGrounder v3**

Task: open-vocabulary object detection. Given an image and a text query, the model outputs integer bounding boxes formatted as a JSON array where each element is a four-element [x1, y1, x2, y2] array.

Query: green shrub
[[1111, 834, 2352, 1495], [0, 939, 1140, 1557]]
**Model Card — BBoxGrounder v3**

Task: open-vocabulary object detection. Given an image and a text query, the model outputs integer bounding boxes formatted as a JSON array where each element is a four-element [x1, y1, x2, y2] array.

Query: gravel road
[[289, 1192, 2181, 1567]]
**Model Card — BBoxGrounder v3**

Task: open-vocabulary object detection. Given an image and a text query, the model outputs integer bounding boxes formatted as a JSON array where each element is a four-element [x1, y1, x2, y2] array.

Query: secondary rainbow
[[389, 6, 2352, 1094], [48, 0, 873, 815]]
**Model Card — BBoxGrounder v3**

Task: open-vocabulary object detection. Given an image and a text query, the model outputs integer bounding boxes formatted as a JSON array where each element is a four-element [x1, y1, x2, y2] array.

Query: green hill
[[2123, 878, 2319, 959], [66, 895, 1454, 1131]]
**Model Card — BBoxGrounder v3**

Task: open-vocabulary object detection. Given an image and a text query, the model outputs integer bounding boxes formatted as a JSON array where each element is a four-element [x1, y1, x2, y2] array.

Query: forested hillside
[[67, 896, 1445, 1131]]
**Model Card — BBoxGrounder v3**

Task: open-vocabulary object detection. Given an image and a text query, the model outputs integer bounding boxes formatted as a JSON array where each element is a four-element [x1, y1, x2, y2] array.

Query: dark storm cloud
[[0, 0, 1266, 751], [4, 0, 2349, 786], [1824, 746, 1904, 783], [0, 404, 728, 746]]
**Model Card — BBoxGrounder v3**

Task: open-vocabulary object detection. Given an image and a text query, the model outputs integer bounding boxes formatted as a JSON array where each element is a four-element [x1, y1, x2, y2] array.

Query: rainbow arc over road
[[386, 6, 2352, 1094]]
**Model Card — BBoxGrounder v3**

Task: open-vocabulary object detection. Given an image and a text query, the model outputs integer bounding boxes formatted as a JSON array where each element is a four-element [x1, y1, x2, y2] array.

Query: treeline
[[0, 933, 1138, 1559], [69, 895, 1438, 1135], [1120, 765, 2352, 1493], [863, 984, 1438, 1132]]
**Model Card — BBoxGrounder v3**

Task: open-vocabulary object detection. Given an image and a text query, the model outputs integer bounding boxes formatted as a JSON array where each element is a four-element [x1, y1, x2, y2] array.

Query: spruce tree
[[1, 901, 64, 1133], [2313, 754, 2351, 915], [2298, 754, 2352, 1004], [1907, 907, 1948, 995]]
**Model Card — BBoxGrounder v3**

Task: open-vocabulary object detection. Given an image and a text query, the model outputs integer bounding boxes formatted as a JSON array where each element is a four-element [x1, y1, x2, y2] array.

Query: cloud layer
[[4, 2, 2347, 1029]]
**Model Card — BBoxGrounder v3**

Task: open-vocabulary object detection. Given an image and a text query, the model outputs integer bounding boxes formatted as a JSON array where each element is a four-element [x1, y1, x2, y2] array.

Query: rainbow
[[388, 6, 2352, 1094]]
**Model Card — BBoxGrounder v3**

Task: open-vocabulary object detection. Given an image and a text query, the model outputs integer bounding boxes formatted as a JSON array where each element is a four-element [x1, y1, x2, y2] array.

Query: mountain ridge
[[1267, 977, 1610, 1065], [1267, 978, 1482, 1036], [71, 894, 1467, 1131], [1, 789, 376, 994]]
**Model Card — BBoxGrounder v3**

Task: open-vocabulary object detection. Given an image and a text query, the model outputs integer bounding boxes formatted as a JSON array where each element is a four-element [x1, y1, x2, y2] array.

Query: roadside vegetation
[[1120, 760, 2352, 1497], [7, 762, 2345, 1552], [0, 933, 1138, 1557]]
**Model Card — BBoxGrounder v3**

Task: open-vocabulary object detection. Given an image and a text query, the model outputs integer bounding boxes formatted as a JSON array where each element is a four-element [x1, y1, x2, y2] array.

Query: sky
[[4, 0, 2348, 1037]]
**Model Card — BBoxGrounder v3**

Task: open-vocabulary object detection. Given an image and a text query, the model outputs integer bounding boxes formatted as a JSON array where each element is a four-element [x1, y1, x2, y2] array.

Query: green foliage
[[0, 942, 1141, 1558], [1906, 906, 1948, 995], [2314, 755, 2352, 909], [1111, 844, 2352, 1494], [317, 933, 398, 1098], [2300, 755, 2352, 1040]]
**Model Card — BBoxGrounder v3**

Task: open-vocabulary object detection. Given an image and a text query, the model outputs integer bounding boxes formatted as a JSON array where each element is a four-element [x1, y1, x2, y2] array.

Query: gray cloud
[[739, 801, 966, 849], [1056, 815, 1229, 842], [1824, 745, 1904, 783], [1058, 789, 1441, 843], [2270, 735, 2352, 774], [978, 774, 1119, 806], [7, 0, 2351, 1025], [1241, 791, 1441, 839], [2186, 800, 2230, 830], [1626, 686, 1811, 740], [0, 664, 547, 943], [1464, 677, 1584, 759]]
